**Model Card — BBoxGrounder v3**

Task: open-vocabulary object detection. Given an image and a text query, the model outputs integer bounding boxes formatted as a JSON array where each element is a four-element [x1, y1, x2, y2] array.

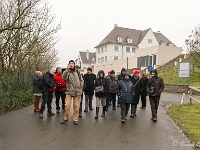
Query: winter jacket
[[117, 79, 134, 104], [140, 77, 149, 96], [43, 72, 55, 93], [94, 77, 107, 98], [147, 76, 164, 97], [130, 75, 141, 104], [106, 76, 118, 93], [83, 73, 96, 95], [54, 73, 66, 91], [62, 68, 83, 96], [32, 75, 43, 94]]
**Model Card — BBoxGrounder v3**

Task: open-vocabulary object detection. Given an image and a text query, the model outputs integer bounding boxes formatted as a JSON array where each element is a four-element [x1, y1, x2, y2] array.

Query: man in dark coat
[[117, 68, 126, 81], [130, 70, 141, 118], [117, 72, 134, 123], [39, 68, 56, 118], [84, 67, 96, 112], [140, 72, 149, 109], [147, 69, 164, 122]]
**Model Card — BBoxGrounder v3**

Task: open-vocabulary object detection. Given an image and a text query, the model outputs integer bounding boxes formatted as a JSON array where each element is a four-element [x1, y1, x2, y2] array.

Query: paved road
[[0, 92, 194, 150]]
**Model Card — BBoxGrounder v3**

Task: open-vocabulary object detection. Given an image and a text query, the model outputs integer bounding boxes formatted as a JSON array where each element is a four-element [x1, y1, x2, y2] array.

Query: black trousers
[[149, 96, 160, 118], [141, 96, 147, 107], [120, 103, 130, 119], [55, 90, 66, 110], [40, 91, 53, 113]]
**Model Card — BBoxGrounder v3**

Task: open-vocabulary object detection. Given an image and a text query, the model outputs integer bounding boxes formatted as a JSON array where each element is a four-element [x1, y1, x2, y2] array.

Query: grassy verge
[[167, 104, 200, 149]]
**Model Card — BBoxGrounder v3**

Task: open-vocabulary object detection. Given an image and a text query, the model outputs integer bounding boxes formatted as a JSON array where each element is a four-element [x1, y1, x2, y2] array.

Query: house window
[[101, 57, 104, 63], [126, 47, 130, 53], [105, 56, 107, 62], [105, 46, 107, 52], [127, 38, 132, 43], [114, 56, 118, 60], [117, 37, 123, 43], [114, 46, 119, 52], [98, 49, 100, 54], [101, 47, 104, 53], [132, 48, 136, 53], [148, 39, 152, 44], [98, 58, 100, 63]]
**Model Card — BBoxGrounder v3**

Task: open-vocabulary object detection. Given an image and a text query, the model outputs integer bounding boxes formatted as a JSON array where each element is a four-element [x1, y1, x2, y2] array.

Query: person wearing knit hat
[[130, 69, 141, 118], [83, 67, 96, 112], [105, 70, 118, 110]]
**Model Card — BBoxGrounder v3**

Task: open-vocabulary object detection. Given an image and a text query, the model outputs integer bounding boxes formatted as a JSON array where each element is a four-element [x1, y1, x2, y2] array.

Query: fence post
[[190, 88, 193, 104]]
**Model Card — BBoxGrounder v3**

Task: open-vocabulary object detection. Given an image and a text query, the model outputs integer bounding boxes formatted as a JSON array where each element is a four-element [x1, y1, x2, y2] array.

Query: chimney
[[86, 50, 89, 60], [114, 24, 118, 28]]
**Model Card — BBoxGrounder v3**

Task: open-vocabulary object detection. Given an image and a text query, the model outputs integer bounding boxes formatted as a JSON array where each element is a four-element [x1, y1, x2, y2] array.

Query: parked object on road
[[139, 72, 149, 109], [61, 60, 83, 125], [83, 67, 96, 112], [147, 69, 164, 122], [39, 69, 56, 118], [32, 71, 43, 112], [117, 72, 135, 123], [54, 67, 66, 113], [94, 70, 107, 119], [130, 70, 141, 118]]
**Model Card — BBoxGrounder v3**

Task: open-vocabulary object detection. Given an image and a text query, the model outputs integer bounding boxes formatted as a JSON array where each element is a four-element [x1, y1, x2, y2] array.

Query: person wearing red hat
[[130, 69, 141, 118]]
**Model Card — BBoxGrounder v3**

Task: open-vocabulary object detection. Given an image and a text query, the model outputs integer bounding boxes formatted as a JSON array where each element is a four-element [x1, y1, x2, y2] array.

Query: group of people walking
[[32, 60, 164, 125]]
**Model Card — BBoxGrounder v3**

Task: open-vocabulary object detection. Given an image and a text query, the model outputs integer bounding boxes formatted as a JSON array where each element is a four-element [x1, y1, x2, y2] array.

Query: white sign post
[[178, 62, 190, 83]]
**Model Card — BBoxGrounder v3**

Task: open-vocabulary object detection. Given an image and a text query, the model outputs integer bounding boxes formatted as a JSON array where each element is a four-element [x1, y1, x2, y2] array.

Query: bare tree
[[0, 0, 60, 89], [185, 25, 200, 65]]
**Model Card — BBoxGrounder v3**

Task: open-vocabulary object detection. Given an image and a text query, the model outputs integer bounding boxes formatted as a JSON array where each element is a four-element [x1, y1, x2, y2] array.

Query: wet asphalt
[[0, 92, 195, 150]]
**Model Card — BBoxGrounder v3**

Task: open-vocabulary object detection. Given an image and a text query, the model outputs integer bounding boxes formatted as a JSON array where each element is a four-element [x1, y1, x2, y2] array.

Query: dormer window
[[127, 38, 132, 43], [117, 37, 123, 43]]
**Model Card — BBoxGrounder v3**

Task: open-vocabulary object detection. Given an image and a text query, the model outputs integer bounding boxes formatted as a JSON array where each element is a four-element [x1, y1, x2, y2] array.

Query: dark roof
[[79, 51, 96, 63], [95, 27, 176, 48]]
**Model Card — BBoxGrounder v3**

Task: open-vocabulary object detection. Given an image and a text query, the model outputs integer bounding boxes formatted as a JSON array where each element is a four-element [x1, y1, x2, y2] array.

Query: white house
[[93, 25, 182, 74], [75, 50, 96, 69]]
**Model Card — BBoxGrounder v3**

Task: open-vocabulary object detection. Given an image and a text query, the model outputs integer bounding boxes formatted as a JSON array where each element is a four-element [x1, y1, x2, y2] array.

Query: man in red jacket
[[54, 67, 66, 113]]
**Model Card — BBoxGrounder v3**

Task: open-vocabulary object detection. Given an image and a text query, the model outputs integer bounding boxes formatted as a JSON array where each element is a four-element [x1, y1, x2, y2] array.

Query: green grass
[[168, 104, 200, 149], [158, 65, 200, 86]]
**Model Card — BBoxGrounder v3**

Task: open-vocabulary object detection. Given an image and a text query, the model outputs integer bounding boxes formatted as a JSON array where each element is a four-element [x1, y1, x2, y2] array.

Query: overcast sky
[[48, 0, 200, 67]]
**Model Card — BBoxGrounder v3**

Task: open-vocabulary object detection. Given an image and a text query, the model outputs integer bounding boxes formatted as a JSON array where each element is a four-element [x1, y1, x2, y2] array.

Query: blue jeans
[[106, 92, 117, 109]]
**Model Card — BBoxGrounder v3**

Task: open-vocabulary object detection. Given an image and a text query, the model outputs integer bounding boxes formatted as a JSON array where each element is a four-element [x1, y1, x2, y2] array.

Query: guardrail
[[189, 86, 200, 104]]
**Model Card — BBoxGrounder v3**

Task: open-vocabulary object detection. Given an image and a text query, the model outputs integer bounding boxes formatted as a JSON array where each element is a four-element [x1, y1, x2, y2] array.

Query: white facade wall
[[138, 29, 159, 49], [96, 44, 137, 63]]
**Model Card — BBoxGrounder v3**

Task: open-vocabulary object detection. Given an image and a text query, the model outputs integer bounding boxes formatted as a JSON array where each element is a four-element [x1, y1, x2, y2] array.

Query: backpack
[[108, 77, 118, 91]]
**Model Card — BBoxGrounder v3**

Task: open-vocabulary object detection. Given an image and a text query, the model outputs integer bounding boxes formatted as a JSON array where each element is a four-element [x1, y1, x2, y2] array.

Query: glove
[[52, 86, 56, 92]]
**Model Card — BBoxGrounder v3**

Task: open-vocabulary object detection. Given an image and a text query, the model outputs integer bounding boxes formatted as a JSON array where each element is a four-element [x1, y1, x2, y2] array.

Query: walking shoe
[[153, 117, 157, 122], [79, 113, 82, 118], [74, 120, 78, 125], [140, 106, 146, 109], [60, 119, 68, 124], [47, 112, 55, 116], [134, 113, 137, 116], [84, 109, 88, 112], [113, 107, 116, 110], [130, 114, 134, 118], [89, 108, 94, 110], [56, 110, 60, 113], [38, 112, 43, 118], [122, 119, 125, 124]]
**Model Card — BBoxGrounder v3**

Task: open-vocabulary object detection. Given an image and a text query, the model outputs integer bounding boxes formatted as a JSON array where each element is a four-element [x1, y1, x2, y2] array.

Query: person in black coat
[[83, 67, 96, 112], [94, 70, 107, 119], [39, 69, 56, 118], [139, 72, 149, 109], [117, 72, 135, 123], [130, 70, 141, 118]]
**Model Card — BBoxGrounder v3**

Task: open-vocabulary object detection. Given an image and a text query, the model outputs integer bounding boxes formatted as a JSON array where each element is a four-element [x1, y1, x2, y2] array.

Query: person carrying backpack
[[32, 71, 43, 112], [61, 60, 83, 125], [105, 70, 118, 110]]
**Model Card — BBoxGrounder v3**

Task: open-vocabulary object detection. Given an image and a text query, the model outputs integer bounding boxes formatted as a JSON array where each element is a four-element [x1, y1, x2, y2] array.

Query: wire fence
[[0, 72, 34, 113]]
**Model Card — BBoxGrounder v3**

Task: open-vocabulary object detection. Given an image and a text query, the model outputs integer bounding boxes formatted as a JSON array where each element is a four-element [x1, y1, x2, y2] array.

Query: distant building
[[93, 25, 182, 74], [75, 50, 96, 69]]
